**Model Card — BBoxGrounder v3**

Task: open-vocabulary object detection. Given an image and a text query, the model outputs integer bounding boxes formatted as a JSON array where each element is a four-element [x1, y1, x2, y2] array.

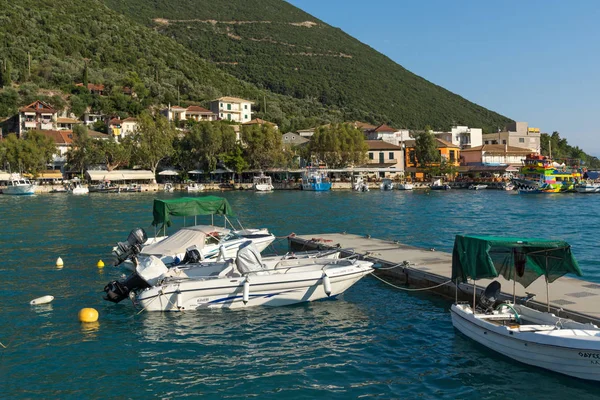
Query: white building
[[363, 124, 410, 147], [161, 105, 218, 123], [17, 100, 57, 137], [210, 97, 253, 123], [434, 125, 482, 149]]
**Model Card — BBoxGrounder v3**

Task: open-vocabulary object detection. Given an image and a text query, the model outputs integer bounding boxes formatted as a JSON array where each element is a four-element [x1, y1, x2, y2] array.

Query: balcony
[[24, 121, 37, 129]]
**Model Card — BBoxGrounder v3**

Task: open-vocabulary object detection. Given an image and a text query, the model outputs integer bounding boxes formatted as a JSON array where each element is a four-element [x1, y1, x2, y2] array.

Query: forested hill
[[0, 0, 343, 129], [103, 0, 513, 132]]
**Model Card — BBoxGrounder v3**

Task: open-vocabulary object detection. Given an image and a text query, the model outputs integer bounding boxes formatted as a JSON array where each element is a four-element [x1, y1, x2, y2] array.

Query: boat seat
[[518, 325, 556, 332]]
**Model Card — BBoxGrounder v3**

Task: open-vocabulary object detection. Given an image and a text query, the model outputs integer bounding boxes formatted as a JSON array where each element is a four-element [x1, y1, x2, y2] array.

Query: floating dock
[[289, 233, 600, 326]]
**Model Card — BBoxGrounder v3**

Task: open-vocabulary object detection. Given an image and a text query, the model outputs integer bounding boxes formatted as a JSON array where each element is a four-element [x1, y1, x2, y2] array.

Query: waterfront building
[[38, 130, 74, 170], [363, 124, 410, 147], [434, 125, 482, 149], [365, 140, 404, 177], [482, 121, 541, 153], [403, 138, 460, 181], [460, 144, 531, 165], [209, 96, 253, 123]]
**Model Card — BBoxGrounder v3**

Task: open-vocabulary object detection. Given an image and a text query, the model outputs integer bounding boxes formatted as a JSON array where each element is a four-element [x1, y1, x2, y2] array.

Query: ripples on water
[[1, 190, 600, 399]]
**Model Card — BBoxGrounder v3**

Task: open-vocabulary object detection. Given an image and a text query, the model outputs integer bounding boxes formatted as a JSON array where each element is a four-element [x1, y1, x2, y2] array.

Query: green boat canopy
[[152, 196, 235, 227], [451, 235, 582, 287]]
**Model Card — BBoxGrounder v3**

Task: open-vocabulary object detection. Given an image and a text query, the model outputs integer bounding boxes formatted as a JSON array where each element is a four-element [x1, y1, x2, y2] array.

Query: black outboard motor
[[103, 271, 150, 303], [113, 228, 148, 266], [478, 280, 501, 312], [180, 246, 203, 265]]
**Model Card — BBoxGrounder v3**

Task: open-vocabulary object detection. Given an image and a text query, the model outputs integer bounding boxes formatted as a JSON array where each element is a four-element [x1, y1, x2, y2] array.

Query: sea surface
[[1, 189, 600, 399]]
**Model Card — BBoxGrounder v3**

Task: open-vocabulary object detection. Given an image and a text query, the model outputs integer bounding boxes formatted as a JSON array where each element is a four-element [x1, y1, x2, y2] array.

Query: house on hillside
[[56, 117, 82, 131], [403, 138, 460, 181], [161, 105, 218, 123], [363, 124, 411, 147], [121, 117, 138, 136], [482, 122, 541, 153], [107, 118, 122, 138], [17, 100, 58, 137], [434, 125, 482, 149], [365, 140, 404, 177], [82, 110, 105, 127], [242, 118, 278, 130], [210, 97, 253, 123]]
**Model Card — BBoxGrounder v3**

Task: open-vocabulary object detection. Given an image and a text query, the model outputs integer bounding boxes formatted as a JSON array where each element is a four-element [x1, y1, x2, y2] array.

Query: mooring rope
[[371, 273, 452, 292]]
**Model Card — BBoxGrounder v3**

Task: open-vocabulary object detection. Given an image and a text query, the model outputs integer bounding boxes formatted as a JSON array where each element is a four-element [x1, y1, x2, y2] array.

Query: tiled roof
[[366, 140, 403, 150], [186, 105, 213, 114], [403, 138, 460, 149], [214, 96, 254, 104], [88, 130, 109, 139], [38, 130, 74, 145], [108, 118, 122, 125], [461, 144, 532, 154], [242, 118, 275, 126], [56, 117, 81, 124], [373, 124, 396, 133], [122, 117, 138, 123], [19, 100, 56, 113]]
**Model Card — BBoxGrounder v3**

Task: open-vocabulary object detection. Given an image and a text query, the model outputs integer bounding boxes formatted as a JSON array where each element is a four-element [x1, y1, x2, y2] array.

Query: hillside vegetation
[[0, 0, 344, 130], [103, 0, 513, 132]]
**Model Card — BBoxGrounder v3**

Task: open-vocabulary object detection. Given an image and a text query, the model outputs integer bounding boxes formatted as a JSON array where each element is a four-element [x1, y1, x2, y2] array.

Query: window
[[409, 150, 416, 165], [389, 152, 394, 160], [484, 140, 489, 144], [379, 152, 384, 163], [227, 104, 231, 111], [502, 140, 506, 144], [519, 138, 525, 143], [227, 114, 232, 120], [244, 105, 248, 109], [220, 103, 223, 108], [449, 150, 455, 163], [369, 152, 374, 160], [244, 115, 248, 119], [220, 113, 223, 117]]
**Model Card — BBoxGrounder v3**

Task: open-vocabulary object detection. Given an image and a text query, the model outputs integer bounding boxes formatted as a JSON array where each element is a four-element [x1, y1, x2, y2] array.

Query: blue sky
[[287, 0, 600, 156]]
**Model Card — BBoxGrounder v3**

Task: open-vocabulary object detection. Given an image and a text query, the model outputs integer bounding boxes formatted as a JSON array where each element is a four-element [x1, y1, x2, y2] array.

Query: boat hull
[[254, 184, 274, 192], [3, 184, 36, 195], [136, 264, 373, 311], [301, 182, 332, 191], [451, 304, 600, 381]]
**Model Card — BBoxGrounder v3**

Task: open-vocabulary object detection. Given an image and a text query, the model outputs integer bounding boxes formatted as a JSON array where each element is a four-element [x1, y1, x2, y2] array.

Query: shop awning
[[86, 170, 155, 181]]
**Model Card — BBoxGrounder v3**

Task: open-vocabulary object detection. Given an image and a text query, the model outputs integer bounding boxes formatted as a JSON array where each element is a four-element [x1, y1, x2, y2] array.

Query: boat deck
[[289, 233, 600, 326]]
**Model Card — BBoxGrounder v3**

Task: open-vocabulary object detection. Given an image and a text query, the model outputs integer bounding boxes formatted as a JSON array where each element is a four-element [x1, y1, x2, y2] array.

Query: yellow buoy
[[97, 260, 105, 268], [56, 257, 64, 268], [78, 308, 99, 323]]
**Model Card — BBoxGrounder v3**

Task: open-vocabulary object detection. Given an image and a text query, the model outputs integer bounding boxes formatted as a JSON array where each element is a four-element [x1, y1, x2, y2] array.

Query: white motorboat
[[575, 181, 600, 193], [379, 178, 394, 191], [450, 234, 600, 382], [253, 173, 274, 192], [3, 174, 37, 195], [113, 196, 275, 267], [353, 176, 369, 192], [71, 183, 89, 195], [430, 178, 450, 190], [468, 184, 488, 190], [397, 182, 414, 190], [186, 183, 205, 192], [164, 183, 174, 192], [104, 243, 374, 311]]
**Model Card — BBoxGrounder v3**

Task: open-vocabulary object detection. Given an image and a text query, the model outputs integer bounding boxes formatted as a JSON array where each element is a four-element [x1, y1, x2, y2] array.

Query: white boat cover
[[142, 225, 230, 256], [236, 242, 265, 274]]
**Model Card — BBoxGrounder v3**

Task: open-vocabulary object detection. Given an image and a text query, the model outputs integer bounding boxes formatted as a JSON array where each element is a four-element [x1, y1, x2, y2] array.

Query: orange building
[[403, 138, 460, 181]]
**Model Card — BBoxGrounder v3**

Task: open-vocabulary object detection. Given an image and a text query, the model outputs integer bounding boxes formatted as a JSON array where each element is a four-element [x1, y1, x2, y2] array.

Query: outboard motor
[[181, 245, 203, 265], [103, 272, 150, 303], [113, 228, 148, 266], [478, 280, 501, 312]]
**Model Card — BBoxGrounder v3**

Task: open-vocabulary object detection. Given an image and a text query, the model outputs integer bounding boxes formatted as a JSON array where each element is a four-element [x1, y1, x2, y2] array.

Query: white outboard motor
[[136, 255, 170, 286], [236, 241, 264, 275]]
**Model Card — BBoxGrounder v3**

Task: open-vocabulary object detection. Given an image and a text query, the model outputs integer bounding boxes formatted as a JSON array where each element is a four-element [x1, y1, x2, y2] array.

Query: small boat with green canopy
[[450, 235, 600, 382], [113, 196, 275, 267]]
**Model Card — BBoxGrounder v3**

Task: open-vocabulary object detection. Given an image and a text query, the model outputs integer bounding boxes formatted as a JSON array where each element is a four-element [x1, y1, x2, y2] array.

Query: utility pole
[[28, 52, 31, 79]]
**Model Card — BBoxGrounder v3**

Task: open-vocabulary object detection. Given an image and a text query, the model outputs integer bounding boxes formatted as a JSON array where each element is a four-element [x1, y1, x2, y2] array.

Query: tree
[[0, 59, 11, 87], [0, 131, 56, 176], [307, 123, 367, 168], [96, 137, 131, 171], [412, 127, 440, 169], [221, 144, 249, 182], [241, 124, 285, 170], [130, 112, 176, 180]]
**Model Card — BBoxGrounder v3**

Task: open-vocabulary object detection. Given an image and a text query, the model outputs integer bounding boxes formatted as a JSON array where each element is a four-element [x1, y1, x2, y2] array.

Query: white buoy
[[243, 279, 250, 304], [30, 295, 54, 305], [322, 274, 332, 296]]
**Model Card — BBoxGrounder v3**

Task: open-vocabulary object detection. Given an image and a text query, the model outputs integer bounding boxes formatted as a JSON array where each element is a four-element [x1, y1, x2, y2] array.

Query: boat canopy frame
[[152, 196, 238, 234]]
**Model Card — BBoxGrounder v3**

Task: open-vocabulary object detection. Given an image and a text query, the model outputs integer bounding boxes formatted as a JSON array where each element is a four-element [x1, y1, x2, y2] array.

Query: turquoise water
[[1, 190, 600, 399]]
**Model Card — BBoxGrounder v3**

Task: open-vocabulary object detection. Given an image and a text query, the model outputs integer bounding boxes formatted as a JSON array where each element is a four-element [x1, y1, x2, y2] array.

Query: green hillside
[[0, 0, 343, 129], [103, 0, 513, 132]]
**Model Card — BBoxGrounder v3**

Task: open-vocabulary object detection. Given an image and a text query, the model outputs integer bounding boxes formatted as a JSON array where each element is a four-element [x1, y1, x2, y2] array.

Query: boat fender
[[30, 295, 54, 305], [322, 274, 332, 296], [243, 279, 250, 304], [176, 290, 183, 310]]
